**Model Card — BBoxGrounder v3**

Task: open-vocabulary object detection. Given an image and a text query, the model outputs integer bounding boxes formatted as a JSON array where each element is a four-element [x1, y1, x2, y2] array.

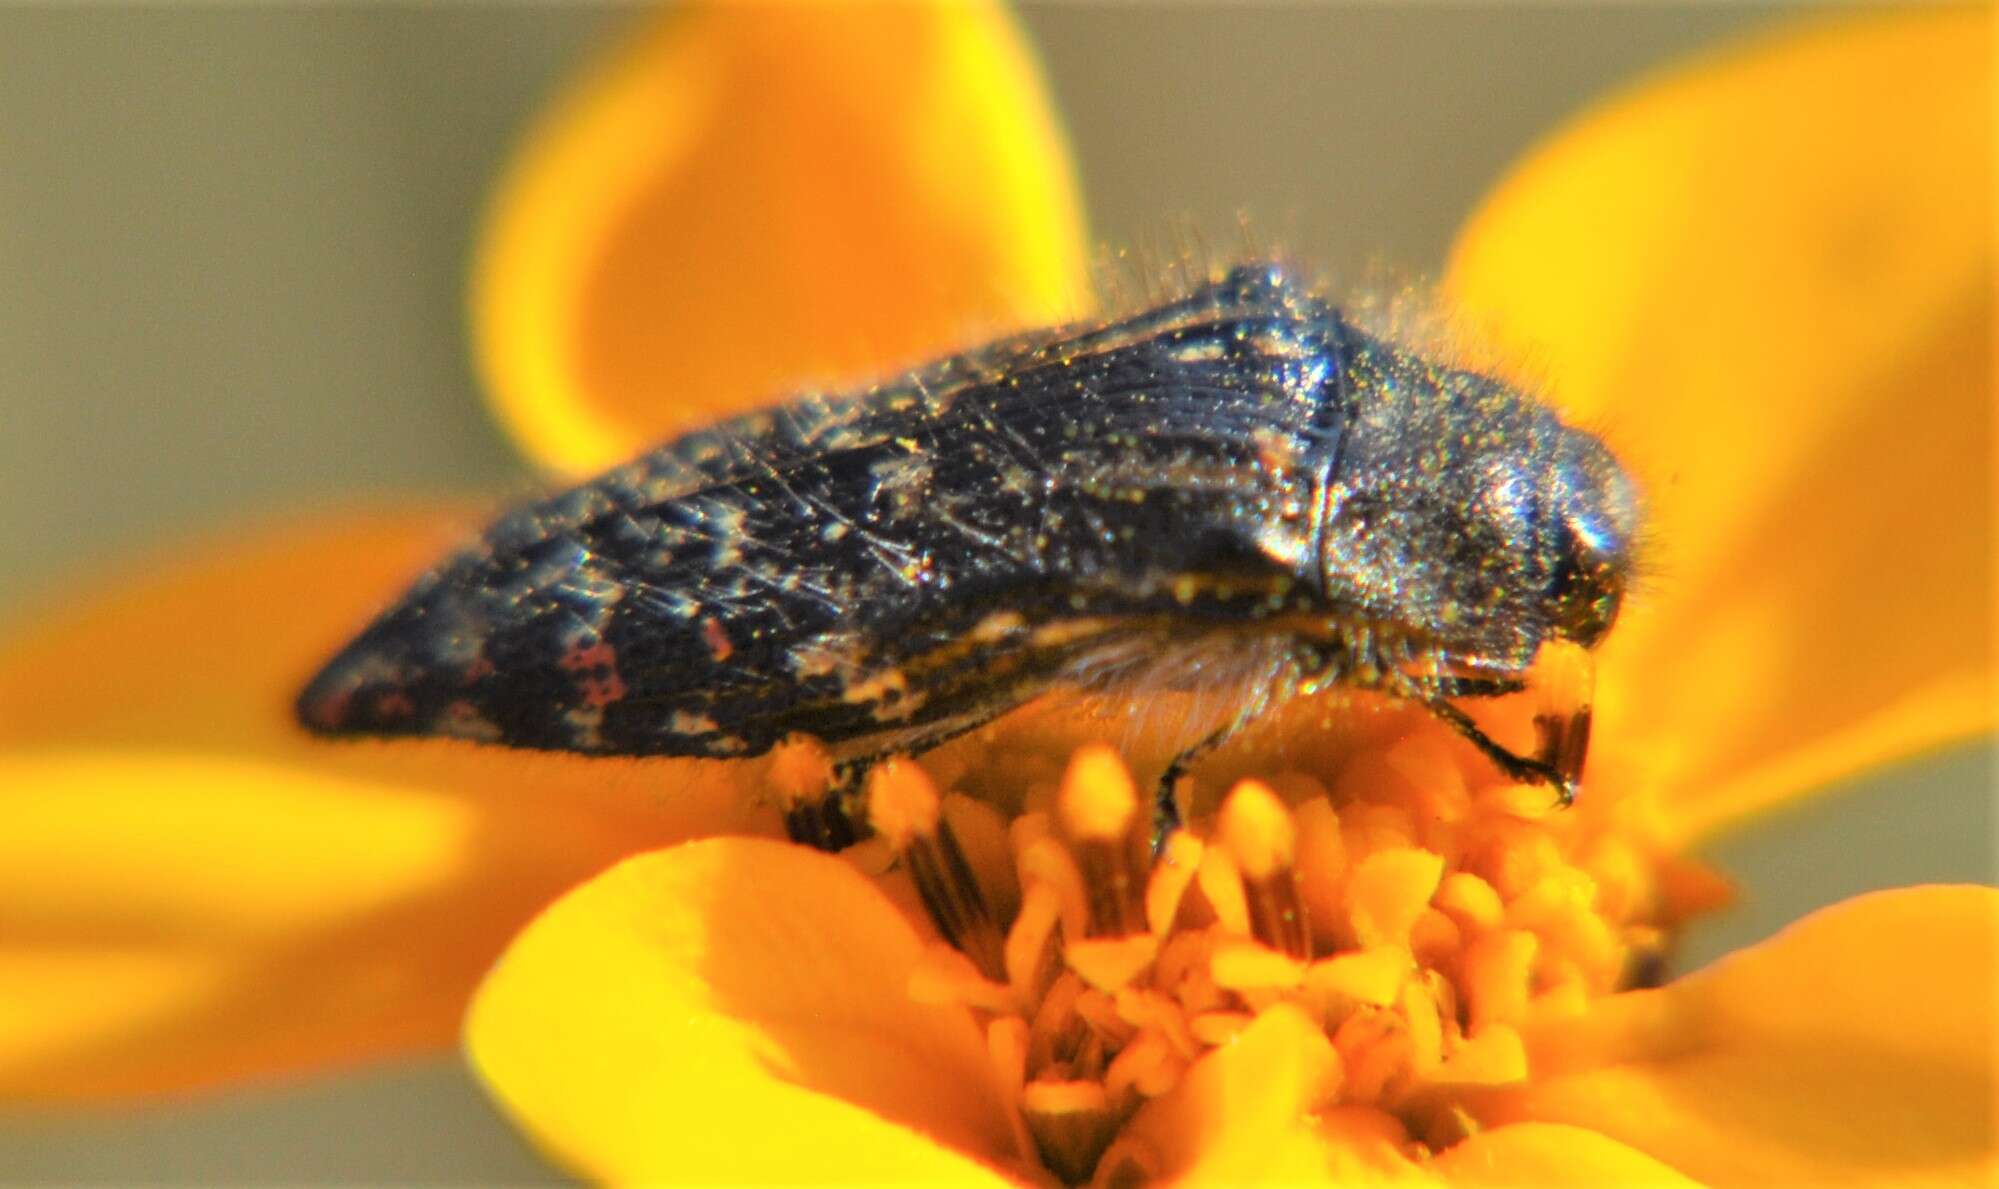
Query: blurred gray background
[[0, 4, 1989, 1182]]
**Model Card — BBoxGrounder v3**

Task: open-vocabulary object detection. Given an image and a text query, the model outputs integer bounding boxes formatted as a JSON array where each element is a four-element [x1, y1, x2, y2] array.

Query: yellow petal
[[0, 511, 762, 1098], [474, 2, 1091, 477], [1446, 11, 1993, 840], [1475, 885, 1999, 1186], [465, 839, 1020, 1184]]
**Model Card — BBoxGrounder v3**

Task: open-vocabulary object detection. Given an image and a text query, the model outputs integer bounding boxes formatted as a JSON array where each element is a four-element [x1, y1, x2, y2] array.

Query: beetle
[[298, 263, 1637, 848]]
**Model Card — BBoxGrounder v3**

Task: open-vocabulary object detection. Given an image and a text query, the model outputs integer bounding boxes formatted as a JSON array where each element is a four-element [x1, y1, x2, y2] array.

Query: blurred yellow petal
[[1446, 10, 1993, 841], [1114, 1010, 1697, 1185], [0, 508, 469, 751], [475, 2, 1091, 477], [1429, 1123, 1697, 1186], [2, 753, 467, 1098], [1115, 1004, 1356, 1183], [465, 839, 1020, 1184], [1475, 885, 1999, 1186], [0, 512, 765, 1099], [1098, 1004, 1440, 1186]]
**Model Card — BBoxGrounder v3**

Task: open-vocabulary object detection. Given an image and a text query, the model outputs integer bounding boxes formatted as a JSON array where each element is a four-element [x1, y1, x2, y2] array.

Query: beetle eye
[[1548, 518, 1624, 647]]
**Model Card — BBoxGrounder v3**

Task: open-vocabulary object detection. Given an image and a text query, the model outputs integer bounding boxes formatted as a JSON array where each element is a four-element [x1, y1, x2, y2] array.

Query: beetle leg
[[1152, 649, 1315, 852], [1420, 696, 1574, 805], [1414, 643, 1596, 799], [1527, 641, 1597, 796], [1153, 731, 1219, 848]]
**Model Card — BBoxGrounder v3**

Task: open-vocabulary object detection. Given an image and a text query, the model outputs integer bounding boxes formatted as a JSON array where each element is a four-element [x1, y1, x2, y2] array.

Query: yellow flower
[[0, 4, 1989, 1185]]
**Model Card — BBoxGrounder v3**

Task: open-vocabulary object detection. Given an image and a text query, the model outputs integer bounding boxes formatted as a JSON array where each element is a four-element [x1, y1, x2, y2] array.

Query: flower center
[[793, 696, 1725, 1184]]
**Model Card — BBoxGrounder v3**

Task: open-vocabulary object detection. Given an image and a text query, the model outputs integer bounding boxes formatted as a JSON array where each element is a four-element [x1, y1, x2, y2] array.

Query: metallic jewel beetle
[[299, 264, 1638, 848]]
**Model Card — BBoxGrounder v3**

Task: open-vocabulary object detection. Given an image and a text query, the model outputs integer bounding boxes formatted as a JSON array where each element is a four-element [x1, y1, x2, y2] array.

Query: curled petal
[[474, 2, 1092, 476], [465, 839, 1021, 1184], [1446, 10, 1994, 839], [1475, 885, 1999, 1186]]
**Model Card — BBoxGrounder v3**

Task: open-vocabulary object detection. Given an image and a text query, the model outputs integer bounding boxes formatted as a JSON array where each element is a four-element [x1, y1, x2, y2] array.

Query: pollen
[[880, 707, 1724, 1184]]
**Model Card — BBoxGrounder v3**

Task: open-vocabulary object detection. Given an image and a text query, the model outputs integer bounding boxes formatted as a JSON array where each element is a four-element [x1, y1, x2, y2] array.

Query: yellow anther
[[1067, 935, 1161, 993], [1347, 846, 1446, 949], [1434, 871, 1505, 933], [1055, 745, 1141, 842], [1217, 778, 1295, 879], [1210, 938, 1306, 990], [1187, 1010, 1253, 1046], [865, 756, 940, 847], [766, 733, 834, 808], [1306, 945, 1412, 1008]]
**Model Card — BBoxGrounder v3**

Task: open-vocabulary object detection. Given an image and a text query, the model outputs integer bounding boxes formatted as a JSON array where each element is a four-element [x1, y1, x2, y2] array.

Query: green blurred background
[[0, 4, 1988, 1181]]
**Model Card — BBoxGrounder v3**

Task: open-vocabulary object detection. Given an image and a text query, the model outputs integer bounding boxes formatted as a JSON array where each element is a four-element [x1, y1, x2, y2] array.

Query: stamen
[[1005, 883, 1062, 1000], [867, 720, 1716, 1183], [867, 759, 1006, 980], [1216, 779, 1311, 958], [1054, 746, 1149, 937], [1144, 830, 1203, 935], [1193, 847, 1251, 936], [1293, 795, 1346, 945], [1019, 835, 1090, 944]]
